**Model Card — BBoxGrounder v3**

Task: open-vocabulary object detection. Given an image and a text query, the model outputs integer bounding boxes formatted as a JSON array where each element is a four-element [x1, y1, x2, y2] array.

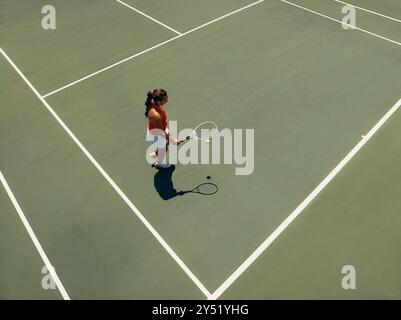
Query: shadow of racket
[[178, 183, 218, 196]]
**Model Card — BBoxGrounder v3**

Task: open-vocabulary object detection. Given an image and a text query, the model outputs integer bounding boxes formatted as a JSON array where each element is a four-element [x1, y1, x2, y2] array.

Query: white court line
[[115, 0, 182, 35], [210, 97, 401, 300], [180, 0, 265, 35], [0, 171, 71, 300], [0, 47, 211, 299], [279, 0, 401, 47], [334, 0, 401, 24], [210, 0, 401, 299], [42, 0, 264, 98], [42, 34, 182, 98]]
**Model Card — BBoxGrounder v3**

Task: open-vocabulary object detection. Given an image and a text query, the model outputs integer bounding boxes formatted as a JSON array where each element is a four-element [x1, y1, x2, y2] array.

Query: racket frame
[[180, 121, 218, 143]]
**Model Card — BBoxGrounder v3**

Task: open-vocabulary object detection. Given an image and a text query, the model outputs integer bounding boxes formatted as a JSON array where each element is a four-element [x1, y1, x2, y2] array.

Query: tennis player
[[145, 88, 180, 169]]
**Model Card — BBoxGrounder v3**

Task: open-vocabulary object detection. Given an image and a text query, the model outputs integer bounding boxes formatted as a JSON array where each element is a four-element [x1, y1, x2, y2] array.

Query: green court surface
[[1, 0, 400, 299], [222, 97, 401, 299], [0, 186, 62, 299]]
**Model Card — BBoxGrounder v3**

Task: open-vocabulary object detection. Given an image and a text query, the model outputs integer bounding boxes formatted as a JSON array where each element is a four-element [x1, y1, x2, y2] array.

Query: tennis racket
[[179, 183, 218, 196], [179, 121, 218, 144]]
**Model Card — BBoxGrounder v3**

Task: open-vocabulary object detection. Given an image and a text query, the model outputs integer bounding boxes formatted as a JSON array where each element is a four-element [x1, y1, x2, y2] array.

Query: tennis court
[[1, 0, 400, 299]]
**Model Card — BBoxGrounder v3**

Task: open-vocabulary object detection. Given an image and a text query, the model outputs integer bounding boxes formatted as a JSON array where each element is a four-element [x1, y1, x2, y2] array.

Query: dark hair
[[144, 88, 168, 117]]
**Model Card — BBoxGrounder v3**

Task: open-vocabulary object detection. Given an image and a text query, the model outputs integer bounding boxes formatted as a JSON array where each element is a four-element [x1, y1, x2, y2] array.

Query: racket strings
[[179, 121, 218, 143], [195, 183, 218, 195], [193, 121, 218, 141]]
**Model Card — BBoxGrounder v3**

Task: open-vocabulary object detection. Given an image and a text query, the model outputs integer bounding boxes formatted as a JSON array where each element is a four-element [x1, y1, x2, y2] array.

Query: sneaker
[[149, 151, 158, 159], [152, 161, 172, 169]]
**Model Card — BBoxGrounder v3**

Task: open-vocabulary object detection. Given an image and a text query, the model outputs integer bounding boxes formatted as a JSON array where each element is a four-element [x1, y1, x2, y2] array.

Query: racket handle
[[179, 136, 190, 142], [177, 136, 191, 145]]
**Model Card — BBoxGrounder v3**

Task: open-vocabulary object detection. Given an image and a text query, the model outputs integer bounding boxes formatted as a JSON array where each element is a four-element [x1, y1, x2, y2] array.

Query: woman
[[145, 88, 180, 169]]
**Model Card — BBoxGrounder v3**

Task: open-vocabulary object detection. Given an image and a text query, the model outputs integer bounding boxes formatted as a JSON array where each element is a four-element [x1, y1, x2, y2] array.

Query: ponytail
[[144, 90, 154, 117], [144, 88, 168, 117]]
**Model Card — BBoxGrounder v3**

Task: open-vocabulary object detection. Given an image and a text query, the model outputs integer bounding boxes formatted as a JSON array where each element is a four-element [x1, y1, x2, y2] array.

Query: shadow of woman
[[154, 165, 219, 200], [153, 165, 184, 200]]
